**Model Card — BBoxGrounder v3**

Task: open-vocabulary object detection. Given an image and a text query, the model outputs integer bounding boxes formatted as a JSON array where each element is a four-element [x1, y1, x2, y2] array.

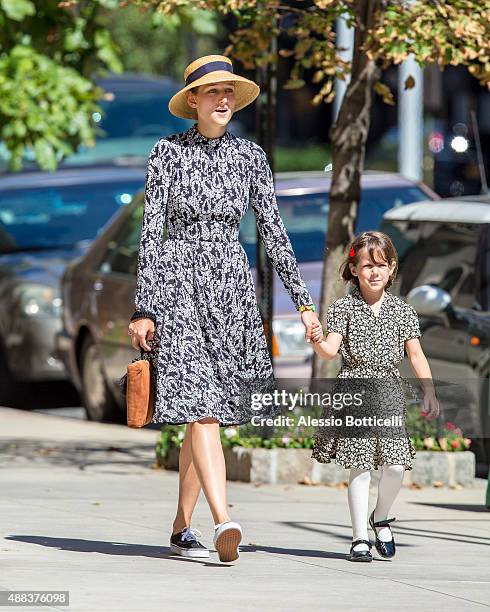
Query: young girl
[[310, 231, 440, 562]]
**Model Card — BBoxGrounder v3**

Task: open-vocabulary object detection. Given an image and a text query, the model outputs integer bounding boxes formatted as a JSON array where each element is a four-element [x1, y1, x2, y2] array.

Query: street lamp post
[[398, 55, 424, 181]]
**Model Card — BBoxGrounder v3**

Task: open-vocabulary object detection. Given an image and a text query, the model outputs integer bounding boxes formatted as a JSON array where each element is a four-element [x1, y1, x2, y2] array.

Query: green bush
[[155, 424, 315, 464]]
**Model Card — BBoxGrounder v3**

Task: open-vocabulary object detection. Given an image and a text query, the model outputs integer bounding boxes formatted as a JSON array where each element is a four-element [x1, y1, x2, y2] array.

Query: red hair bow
[[349, 246, 355, 257]]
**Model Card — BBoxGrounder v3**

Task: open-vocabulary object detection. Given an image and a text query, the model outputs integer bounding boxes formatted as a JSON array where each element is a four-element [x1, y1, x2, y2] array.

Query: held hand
[[421, 391, 440, 420], [310, 322, 324, 344], [300, 311, 322, 344], [128, 318, 155, 352]]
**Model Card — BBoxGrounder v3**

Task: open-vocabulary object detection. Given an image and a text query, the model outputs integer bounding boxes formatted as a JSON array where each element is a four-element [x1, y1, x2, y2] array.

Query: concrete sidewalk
[[1, 407, 489, 611]]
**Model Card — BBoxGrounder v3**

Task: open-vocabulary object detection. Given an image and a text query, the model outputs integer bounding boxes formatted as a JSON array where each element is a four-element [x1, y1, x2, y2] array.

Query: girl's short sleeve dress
[[312, 286, 421, 470], [133, 123, 314, 426]]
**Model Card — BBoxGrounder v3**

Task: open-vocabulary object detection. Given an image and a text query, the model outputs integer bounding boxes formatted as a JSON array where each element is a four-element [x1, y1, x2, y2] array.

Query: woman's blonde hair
[[340, 231, 398, 289]]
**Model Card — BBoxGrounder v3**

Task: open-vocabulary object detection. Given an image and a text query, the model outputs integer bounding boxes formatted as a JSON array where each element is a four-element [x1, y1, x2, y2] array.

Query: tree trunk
[[312, 0, 381, 379]]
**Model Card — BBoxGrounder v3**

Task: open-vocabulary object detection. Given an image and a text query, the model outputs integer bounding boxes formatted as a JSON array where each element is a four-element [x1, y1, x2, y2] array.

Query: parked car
[[0, 166, 146, 404], [380, 195, 490, 474], [56, 170, 438, 422]]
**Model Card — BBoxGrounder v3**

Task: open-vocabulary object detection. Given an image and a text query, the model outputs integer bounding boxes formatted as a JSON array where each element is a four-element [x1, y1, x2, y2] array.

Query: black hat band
[[185, 61, 234, 86]]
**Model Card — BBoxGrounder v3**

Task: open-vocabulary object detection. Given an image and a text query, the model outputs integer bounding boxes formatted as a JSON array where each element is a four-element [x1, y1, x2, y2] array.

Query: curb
[[161, 447, 475, 487]]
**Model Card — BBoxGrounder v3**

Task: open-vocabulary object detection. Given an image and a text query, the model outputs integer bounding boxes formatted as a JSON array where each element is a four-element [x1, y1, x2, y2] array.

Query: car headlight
[[13, 283, 62, 318], [272, 317, 313, 358]]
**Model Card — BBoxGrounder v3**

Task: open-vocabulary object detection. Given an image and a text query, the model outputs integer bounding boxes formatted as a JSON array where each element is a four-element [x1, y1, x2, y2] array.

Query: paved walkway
[[1, 407, 489, 611]]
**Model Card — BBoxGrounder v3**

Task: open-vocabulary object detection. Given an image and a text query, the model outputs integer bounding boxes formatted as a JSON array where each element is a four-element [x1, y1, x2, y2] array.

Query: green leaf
[[373, 81, 395, 105], [1, 0, 35, 21], [64, 29, 89, 52], [189, 11, 217, 36], [283, 78, 306, 90], [34, 138, 56, 171], [96, 0, 119, 8], [94, 29, 123, 73]]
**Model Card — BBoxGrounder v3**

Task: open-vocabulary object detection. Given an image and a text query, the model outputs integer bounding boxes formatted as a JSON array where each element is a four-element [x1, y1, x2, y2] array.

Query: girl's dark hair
[[340, 231, 398, 289]]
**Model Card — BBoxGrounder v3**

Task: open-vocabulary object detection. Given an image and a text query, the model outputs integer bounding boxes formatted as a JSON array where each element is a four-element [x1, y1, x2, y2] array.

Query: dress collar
[[351, 285, 392, 317], [185, 123, 232, 148]]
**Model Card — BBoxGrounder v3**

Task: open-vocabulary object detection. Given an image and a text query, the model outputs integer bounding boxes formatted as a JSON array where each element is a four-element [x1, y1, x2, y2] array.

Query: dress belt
[[167, 220, 240, 243]]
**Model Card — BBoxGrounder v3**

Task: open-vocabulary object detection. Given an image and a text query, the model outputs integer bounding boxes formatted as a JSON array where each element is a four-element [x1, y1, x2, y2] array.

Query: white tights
[[347, 464, 405, 552]]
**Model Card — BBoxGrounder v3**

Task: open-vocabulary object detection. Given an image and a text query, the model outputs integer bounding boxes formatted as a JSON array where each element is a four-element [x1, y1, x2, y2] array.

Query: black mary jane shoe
[[369, 509, 396, 558], [347, 539, 373, 562]]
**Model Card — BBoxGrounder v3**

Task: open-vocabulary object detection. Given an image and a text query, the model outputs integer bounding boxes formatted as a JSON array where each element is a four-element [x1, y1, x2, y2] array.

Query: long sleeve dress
[[133, 123, 314, 425]]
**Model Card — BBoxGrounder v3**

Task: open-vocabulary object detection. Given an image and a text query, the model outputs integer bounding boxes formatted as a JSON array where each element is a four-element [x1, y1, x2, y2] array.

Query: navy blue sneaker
[[170, 527, 209, 558]]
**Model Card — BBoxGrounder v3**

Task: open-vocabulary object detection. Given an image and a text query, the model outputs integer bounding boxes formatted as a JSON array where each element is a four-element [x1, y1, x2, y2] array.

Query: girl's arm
[[311, 330, 343, 360], [405, 338, 440, 419]]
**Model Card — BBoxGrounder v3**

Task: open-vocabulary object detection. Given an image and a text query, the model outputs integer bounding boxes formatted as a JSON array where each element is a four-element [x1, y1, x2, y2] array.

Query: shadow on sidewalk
[[0, 438, 156, 472], [281, 518, 490, 547], [411, 502, 490, 513], [6, 534, 358, 563], [4, 535, 227, 566], [1, 381, 80, 410], [240, 544, 348, 560]]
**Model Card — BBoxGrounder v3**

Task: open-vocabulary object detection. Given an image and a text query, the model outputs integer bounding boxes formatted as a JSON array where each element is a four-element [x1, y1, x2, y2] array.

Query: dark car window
[[96, 92, 187, 140], [0, 181, 143, 252], [99, 202, 144, 276], [240, 185, 429, 267], [99, 198, 169, 277], [355, 187, 429, 233], [381, 220, 479, 308], [476, 225, 490, 311]]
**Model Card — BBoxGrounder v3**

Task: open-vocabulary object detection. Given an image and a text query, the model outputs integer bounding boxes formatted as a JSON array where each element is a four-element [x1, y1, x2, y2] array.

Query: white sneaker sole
[[169, 543, 210, 558], [214, 526, 242, 562]]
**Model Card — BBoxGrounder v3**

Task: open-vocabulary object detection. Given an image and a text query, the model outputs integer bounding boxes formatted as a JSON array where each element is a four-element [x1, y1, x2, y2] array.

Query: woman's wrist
[[298, 303, 316, 313], [130, 309, 157, 324]]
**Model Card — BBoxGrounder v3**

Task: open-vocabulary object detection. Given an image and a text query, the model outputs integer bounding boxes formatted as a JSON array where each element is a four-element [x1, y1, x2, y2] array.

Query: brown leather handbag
[[118, 345, 155, 428]]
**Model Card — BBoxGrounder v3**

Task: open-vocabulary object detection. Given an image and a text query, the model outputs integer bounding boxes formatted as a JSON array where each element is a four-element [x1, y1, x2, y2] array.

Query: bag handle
[[139, 337, 156, 360]]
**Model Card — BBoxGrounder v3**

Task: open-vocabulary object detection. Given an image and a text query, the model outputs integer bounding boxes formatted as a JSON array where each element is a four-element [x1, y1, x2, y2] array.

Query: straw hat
[[168, 54, 260, 120]]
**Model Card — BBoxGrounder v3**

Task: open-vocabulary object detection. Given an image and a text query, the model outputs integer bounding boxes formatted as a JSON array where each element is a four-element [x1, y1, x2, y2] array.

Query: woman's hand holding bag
[[119, 321, 157, 428]]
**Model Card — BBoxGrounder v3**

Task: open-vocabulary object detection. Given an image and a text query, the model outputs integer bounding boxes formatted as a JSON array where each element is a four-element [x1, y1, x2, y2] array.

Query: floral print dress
[[134, 123, 313, 425], [311, 286, 421, 470]]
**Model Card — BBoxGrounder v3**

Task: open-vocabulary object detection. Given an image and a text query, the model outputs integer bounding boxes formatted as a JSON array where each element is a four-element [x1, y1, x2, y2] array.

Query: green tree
[[0, 0, 125, 170], [134, 0, 490, 377], [107, 3, 218, 79], [0, 0, 216, 170]]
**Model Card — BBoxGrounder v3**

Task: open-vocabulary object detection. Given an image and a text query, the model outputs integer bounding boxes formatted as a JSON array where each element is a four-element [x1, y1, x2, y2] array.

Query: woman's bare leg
[[171, 424, 202, 534], [189, 418, 230, 525]]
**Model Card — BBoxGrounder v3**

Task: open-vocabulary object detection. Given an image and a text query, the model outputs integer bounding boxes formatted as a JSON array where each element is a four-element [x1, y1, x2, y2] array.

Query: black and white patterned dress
[[311, 286, 421, 470], [134, 123, 313, 425]]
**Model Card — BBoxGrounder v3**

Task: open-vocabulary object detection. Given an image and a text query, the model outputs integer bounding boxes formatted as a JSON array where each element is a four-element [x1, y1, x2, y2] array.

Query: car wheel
[[0, 343, 24, 407], [483, 407, 490, 472], [79, 335, 123, 423], [473, 377, 490, 476]]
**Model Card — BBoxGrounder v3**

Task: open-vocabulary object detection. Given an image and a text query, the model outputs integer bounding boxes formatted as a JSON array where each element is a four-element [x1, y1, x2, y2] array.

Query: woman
[[128, 54, 321, 563]]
